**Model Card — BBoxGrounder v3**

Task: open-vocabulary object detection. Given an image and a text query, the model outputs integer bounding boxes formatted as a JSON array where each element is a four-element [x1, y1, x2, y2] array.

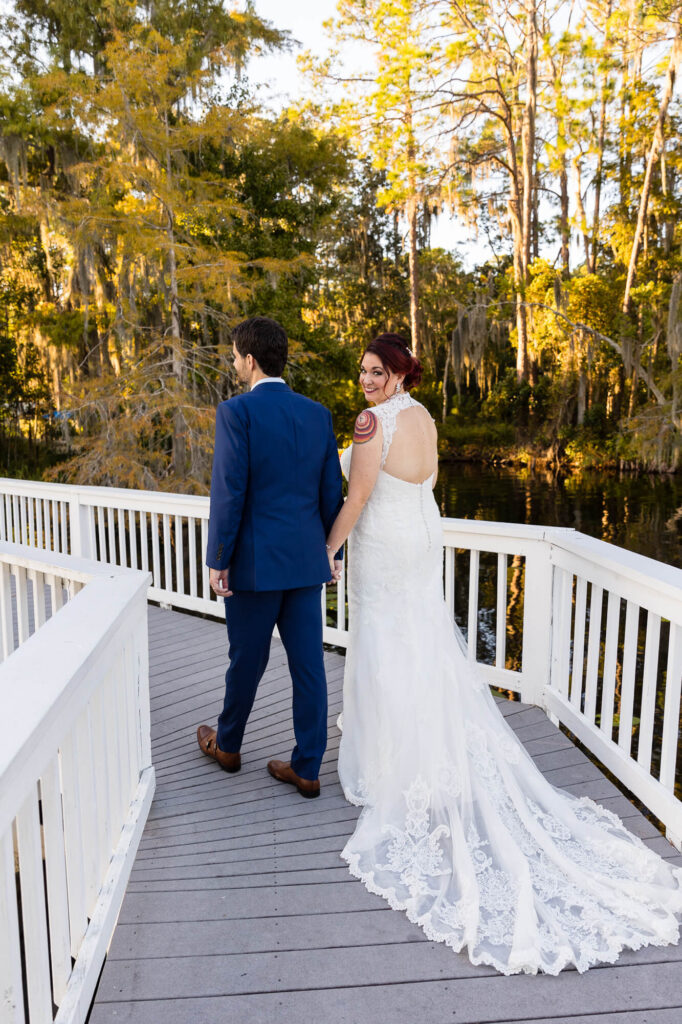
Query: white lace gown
[[337, 391, 682, 976]]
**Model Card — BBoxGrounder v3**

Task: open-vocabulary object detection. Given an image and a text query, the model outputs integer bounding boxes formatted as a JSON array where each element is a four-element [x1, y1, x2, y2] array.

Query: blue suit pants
[[217, 585, 328, 781]]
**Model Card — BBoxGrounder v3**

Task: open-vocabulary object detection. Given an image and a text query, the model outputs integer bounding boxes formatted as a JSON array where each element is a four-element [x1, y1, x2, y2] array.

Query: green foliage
[[1, 0, 682, 483]]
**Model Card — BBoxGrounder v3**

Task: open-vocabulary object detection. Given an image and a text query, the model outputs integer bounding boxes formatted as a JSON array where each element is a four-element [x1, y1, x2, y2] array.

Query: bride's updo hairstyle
[[363, 333, 423, 392]]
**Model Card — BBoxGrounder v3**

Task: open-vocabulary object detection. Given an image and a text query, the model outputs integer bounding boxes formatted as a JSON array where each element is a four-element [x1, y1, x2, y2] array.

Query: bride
[[324, 332, 682, 976]]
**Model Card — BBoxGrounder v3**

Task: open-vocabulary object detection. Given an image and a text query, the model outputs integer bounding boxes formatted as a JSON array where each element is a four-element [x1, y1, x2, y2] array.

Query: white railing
[[0, 541, 154, 1024], [0, 477, 680, 850]]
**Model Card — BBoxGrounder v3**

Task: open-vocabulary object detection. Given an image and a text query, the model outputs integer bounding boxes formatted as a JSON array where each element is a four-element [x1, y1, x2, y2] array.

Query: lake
[[434, 462, 682, 569]]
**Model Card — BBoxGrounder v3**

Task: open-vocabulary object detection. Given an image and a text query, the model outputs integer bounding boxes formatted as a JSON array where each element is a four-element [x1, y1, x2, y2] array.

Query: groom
[[197, 316, 344, 798]]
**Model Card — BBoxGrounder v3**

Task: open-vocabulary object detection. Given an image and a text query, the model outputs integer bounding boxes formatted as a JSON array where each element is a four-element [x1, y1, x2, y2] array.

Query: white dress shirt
[[250, 376, 286, 390]]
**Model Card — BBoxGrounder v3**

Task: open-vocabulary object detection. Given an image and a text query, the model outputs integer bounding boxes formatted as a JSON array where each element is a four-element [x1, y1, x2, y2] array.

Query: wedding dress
[[337, 390, 682, 976]]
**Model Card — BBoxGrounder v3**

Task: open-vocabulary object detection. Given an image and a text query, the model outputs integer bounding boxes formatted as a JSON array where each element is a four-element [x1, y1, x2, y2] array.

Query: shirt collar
[[250, 376, 286, 391]]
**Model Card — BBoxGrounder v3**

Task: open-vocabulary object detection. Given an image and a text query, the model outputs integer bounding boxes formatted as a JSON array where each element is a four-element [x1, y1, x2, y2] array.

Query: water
[[434, 463, 682, 569]]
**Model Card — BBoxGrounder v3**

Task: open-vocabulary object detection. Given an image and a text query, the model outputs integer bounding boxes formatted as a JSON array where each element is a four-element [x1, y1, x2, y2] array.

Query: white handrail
[[1, 477, 681, 851], [0, 541, 154, 1024]]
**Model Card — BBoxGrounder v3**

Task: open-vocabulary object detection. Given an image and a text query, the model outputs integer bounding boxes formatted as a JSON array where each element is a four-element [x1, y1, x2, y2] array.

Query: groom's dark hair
[[232, 316, 288, 377]]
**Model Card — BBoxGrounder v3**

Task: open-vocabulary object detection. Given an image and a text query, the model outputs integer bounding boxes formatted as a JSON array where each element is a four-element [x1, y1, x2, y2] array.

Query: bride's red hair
[[363, 333, 423, 391]]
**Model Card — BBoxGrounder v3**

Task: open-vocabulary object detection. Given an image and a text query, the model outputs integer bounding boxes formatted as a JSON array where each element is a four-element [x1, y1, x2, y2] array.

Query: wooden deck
[[89, 605, 682, 1024]]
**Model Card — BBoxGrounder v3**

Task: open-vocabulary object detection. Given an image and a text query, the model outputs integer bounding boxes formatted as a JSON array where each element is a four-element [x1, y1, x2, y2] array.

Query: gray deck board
[[89, 605, 682, 1024]]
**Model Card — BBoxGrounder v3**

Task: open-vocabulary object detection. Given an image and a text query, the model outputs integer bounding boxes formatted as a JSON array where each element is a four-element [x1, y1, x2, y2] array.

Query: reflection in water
[[435, 463, 682, 568]]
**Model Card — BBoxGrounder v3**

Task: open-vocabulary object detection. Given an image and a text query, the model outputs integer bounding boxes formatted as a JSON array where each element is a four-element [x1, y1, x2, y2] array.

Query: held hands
[[209, 568, 233, 598], [326, 545, 343, 583]]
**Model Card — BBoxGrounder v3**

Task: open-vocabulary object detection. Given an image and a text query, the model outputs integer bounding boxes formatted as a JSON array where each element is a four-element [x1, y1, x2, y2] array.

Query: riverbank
[[438, 420, 682, 475]]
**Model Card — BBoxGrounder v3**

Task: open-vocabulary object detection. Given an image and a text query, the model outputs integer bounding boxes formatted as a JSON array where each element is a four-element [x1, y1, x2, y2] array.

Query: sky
[[249, 0, 339, 105]]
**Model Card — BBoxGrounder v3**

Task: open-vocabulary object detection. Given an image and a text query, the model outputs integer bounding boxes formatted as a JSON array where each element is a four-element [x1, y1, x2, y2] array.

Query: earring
[[395, 380, 403, 394]]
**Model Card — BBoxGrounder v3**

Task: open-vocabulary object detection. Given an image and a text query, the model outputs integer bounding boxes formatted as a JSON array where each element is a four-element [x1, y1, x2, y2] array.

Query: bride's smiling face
[[359, 355, 402, 404]]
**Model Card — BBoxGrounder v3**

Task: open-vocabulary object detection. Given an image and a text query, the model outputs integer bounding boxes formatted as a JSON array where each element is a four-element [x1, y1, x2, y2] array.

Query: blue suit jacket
[[206, 382, 344, 591]]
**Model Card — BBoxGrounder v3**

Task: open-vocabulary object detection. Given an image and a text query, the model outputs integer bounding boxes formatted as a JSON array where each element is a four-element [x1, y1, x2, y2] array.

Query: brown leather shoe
[[267, 759, 320, 798], [196, 725, 241, 773]]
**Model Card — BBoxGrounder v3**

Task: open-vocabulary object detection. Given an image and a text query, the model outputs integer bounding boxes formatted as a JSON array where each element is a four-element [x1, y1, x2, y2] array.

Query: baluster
[[467, 549, 480, 661], [15, 565, 30, 645], [96, 506, 106, 563], [0, 561, 14, 660], [163, 514, 172, 594], [140, 510, 149, 572], [135, 615, 152, 771], [4, 494, 12, 542], [60, 500, 68, 554], [90, 687, 113, 879], [85, 503, 97, 559], [15, 786, 53, 1024], [495, 552, 507, 670], [0, 829, 25, 1024], [660, 623, 682, 792], [321, 583, 327, 633], [550, 568, 572, 698], [12, 494, 20, 543], [0, 491, 6, 541], [337, 550, 346, 632], [28, 569, 47, 632], [51, 500, 59, 551], [151, 512, 161, 589], [618, 601, 639, 754], [117, 507, 128, 567], [53, 574, 65, 612], [188, 517, 197, 598], [600, 591, 621, 739], [128, 509, 138, 569], [27, 498, 35, 547], [570, 577, 588, 707], [39, 757, 72, 1006], [59, 731, 88, 955], [118, 643, 138, 801], [175, 514, 184, 597], [19, 496, 28, 545], [444, 546, 455, 618], [35, 497, 43, 549], [637, 611, 661, 772], [583, 583, 603, 724], [104, 664, 126, 838], [124, 637, 143, 783], [43, 498, 52, 551], [200, 519, 210, 600], [76, 708, 101, 908], [107, 507, 116, 563]]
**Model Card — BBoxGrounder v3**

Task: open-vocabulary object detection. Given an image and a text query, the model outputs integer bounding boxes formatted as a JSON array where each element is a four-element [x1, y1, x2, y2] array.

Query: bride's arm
[[325, 410, 382, 558]]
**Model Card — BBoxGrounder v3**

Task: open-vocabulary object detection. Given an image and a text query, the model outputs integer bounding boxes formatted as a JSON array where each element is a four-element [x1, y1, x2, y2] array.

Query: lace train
[[337, 402, 682, 975]]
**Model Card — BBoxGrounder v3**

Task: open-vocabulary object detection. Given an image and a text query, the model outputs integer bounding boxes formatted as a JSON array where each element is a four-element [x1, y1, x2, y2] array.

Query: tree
[[310, 0, 448, 361]]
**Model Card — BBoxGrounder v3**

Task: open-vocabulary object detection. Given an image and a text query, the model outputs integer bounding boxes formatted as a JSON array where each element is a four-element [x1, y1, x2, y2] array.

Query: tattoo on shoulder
[[353, 410, 378, 444]]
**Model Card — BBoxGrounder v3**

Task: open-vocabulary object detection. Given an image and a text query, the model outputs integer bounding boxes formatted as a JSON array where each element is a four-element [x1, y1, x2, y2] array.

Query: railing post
[[519, 538, 554, 707], [69, 492, 94, 559]]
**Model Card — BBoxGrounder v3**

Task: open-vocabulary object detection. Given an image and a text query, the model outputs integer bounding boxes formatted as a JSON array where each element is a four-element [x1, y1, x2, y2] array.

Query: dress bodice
[[340, 392, 434, 488]]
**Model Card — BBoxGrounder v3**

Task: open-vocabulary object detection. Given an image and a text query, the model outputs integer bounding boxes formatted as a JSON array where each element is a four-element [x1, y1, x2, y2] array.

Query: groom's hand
[[210, 568, 233, 597]]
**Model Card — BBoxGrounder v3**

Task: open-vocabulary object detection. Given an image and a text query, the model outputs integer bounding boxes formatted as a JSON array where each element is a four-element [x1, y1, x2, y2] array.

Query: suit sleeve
[[206, 401, 249, 570], [319, 409, 345, 560]]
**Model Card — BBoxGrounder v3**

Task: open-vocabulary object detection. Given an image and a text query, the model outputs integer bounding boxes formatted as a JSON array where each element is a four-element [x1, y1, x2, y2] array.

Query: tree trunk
[[573, 158, 590, 266], [165, 138, 186, 480], [516, 0, 537, 381], [442, 348, 451, 423], [589, 2, 612, 273], [661, 144, 673, 256], [559, 159, 570, 277], [622, 25, 682, 313], [407, 192, 420, 358]]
